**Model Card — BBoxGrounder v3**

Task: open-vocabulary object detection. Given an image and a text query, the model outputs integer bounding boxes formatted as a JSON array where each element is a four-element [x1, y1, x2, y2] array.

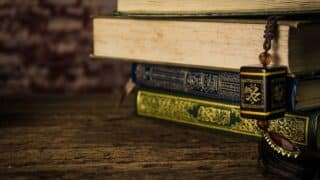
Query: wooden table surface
[[0, 94, 272, 179]]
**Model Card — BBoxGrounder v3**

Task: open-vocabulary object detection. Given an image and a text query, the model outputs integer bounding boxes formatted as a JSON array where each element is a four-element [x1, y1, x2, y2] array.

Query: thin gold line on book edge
[[240, 109, 286, 116], [240, 71, 287, 76]]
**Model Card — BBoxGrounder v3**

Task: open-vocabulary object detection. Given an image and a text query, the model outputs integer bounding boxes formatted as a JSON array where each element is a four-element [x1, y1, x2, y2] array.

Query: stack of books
[[92, 0, 320, 154]]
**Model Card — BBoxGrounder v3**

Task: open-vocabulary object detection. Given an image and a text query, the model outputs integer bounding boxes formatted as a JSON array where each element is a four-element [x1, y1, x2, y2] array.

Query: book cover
[[132, 63, 240, 102], [93, 17, 320, 74], [136, 89, 320, 151], [132, 63, 320, 111]]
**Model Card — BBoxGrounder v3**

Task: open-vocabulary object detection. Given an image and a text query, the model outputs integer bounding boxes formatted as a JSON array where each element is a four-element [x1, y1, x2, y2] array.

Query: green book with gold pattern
[[136, 89, 320, 151]]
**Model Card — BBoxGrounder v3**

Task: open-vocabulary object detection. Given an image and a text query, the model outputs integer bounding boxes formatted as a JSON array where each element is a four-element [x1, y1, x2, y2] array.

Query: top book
[[93, 17, 320, 74], [117, 0, 320, 16]]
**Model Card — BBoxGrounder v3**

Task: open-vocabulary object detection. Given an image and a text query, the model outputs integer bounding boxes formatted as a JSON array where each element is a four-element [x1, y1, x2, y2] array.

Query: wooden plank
[[0, 95, 267, 179]]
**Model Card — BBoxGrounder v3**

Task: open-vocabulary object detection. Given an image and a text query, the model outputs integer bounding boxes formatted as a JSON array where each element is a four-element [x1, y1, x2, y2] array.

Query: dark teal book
[[131, 63, 320, 111], [132, 63, 240, 102]]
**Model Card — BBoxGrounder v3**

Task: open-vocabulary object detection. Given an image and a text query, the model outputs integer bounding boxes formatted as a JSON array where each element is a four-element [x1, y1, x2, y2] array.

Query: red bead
[[257, 120, 269, 130]]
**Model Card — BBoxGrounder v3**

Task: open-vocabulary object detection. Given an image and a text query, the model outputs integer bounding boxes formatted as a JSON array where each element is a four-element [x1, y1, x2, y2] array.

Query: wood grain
[[0, 95, 271, 179]]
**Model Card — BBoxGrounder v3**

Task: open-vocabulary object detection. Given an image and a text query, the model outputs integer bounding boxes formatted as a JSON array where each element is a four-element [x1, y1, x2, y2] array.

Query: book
[[136, 89, 320, 151], [117, 0, 320, 16], [132, 63, 240, 102], [92, 17, 320, 74], [132, 63, 320, 111]]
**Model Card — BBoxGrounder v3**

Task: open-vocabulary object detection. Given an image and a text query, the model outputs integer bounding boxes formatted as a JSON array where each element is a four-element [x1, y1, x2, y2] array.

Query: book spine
[[287, 77, 298, 111], [136, 89, 318, 150], [132, 63, 240, 103]]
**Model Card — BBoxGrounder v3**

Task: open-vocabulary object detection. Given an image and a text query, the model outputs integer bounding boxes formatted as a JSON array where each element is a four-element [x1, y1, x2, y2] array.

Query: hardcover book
[[117, 0, 320, 16], [132, 63, 320, 111], [93, 17, 320, 74], [136, 89, 320, 151]]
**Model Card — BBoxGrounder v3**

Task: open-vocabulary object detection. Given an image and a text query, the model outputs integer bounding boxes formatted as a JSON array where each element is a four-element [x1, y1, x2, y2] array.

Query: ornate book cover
[[132, 63, 320, 111], [132, 63, 240, 102], [136, 89, 320, 151]]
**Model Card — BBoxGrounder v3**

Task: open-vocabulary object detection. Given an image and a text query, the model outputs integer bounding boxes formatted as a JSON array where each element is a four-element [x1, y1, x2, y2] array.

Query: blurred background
[[0, 0, 131, 95]]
